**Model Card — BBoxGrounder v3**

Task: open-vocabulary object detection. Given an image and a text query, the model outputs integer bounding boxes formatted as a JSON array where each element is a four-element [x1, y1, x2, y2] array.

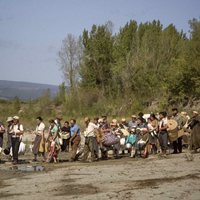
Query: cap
[[131, 115, 137, 118]]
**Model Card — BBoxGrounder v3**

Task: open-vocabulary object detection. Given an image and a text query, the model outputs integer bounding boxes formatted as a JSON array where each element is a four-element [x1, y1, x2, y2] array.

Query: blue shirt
[[70, 124, 80, 137]]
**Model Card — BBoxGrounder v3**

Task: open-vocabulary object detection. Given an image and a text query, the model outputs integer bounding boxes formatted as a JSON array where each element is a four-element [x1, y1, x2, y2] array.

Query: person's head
[[137, 117, 143, 125], [94, 117, 99, 124], [49, 135, 53, 142], [84, 117, 90, 126], [36, 116, 43, 124], [172, 108, 178, 116], [49, 119, 55, 126], [6, 117, 13, 125], [56, 115, 62, 121], [159, 111, 167, 120], [150, 113, 156, 121], [121, 118, 126, 124], [70, 119, 76, 127], [110, 119, 118, 128], [131, 115, 137, 121], [192, 111, 198, 117], [64, 121, 69, 127], [138, 112, 144, 118], [13, 116, 19, 125]]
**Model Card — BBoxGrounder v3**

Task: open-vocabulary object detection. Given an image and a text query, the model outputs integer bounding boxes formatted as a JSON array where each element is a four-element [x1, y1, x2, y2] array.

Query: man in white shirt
[[11, 116, 24, 164], [32, 117, 45, 162], [82, 117, 99, 162]]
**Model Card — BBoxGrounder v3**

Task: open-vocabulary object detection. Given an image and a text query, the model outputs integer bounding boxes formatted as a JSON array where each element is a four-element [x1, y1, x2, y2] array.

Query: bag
[[61, 132, 70, 140], [102, 132, 120, 146], [59, 138, 63, 145]]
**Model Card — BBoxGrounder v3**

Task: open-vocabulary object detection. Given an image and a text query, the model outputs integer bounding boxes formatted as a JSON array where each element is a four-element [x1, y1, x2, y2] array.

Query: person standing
[[158, 112, 168, 157], [82, 117, 99, 162], [11, 116, 24, 164], [32, 117, 45, 162], [69, 119, 81, 162], [46, 119, 59, 162], [60, 121, 71, 152], [171, 108, 184, 154], [3, 117, 13, 156], [0, 121, 5, 149]]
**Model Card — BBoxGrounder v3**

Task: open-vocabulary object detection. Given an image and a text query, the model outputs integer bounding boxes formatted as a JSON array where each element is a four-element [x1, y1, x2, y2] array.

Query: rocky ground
[[0, 147, 200, 200]]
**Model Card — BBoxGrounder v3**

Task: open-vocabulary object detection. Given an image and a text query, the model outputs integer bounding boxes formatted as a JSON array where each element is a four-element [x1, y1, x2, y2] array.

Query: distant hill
[[0, 80, 58, 100]]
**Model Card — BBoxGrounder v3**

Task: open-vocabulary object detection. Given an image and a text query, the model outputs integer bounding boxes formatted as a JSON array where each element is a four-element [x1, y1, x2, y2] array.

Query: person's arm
[[16, 124, 24, 136], [0, 125, 5, 134]]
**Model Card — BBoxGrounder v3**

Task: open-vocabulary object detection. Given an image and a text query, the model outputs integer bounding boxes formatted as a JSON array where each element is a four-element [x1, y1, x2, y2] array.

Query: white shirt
[[85, 122, 99, 137], [36, 122, 45, 135], [12, 123, 24, 137], [159, 118, 168, 129]]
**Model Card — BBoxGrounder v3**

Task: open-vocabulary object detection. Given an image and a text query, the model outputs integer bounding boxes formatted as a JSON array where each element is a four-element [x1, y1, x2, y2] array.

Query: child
[[46, 136, 57, 163]]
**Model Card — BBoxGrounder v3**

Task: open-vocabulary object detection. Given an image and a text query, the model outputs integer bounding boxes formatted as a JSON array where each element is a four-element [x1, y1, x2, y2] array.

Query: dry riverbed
[[0, 150, 200, 200]]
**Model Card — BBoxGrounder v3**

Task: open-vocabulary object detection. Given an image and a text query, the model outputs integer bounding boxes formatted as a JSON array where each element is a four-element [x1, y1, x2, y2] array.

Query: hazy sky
[[0, 0, 199, 85]]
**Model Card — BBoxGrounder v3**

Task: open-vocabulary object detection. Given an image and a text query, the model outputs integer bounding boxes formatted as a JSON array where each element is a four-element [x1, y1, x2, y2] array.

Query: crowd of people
[[0, 108, 199, 165]]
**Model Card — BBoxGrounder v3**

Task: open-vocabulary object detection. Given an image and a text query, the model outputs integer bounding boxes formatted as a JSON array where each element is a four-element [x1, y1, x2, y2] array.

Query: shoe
[[12, 161, 18, 165], [172, 151, 178, 154]]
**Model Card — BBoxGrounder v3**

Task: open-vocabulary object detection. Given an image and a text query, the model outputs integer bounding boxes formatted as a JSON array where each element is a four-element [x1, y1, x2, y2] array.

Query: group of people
[[0, 108, 199, 164]]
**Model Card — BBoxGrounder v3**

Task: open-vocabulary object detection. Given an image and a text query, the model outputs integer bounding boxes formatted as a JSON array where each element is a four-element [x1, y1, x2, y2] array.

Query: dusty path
[[0, 152, 200, 200]]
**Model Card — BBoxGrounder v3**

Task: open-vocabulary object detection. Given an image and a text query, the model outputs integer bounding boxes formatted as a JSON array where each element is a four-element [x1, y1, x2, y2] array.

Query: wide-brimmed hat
[[180, 111, 187, 116], [193, 111, 198, 115], [98, 118, 103, 123], [13, 116, 19, 120], [110, 119, 118, 126], [131, 115, 137, 118], [121, 118, 126, 122], [6, 117, 13, 122]]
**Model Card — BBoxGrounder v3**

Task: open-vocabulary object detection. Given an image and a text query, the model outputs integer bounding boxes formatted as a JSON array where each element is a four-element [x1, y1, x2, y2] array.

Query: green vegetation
[[1, 18, 200, 128]]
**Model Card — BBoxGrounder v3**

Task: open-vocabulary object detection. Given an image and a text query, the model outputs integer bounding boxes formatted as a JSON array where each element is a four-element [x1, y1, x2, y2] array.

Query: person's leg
[[0, 134, 3, 148], [13, 138, 20, 163], [178, 137, 182, 153], [89, 137, 96, 161], [172, 140, 178, 153], [70, 136, 80, 161], [81, 143, 90, 161]]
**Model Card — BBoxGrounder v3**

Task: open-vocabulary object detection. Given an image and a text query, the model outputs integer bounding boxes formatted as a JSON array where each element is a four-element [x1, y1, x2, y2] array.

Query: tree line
[[1, 18, 199, 126], [57, 18, 200, 116]]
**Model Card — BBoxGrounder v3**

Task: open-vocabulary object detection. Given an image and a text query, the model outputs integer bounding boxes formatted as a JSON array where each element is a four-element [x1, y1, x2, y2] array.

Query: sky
[[0, 0, 199, 86]]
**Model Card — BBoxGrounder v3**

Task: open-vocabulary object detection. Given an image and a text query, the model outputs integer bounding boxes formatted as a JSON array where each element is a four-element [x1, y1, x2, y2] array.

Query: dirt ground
[[0, 146, 200, 200]]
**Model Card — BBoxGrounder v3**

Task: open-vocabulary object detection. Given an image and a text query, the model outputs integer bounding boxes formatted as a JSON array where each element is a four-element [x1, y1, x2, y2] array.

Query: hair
[[64, 121, 69, 124], [159, 111, 167, 117], [138, 112, 144, 117], [36, 116, 43, 121], [150, 113, 157, 120], [49, 119, 55, 123], [94, 117, 99, 121], [70, 118, 76, 123], [172, 108, 178, 112]]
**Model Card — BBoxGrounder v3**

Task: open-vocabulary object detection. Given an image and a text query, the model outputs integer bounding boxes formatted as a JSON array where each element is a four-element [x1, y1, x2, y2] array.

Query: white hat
[[98, 118, 103, 123], [193, 111, 198, 115], [13, 116, 19, 120], [6, 117, 13, 122]]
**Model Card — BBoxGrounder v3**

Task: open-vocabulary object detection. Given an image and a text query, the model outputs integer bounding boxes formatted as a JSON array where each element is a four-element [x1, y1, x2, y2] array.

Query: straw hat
[[13, 116, 19, 120], [98, 118, 103, 123], [6, 117, 13, 122], [121, 118, 126, 122], [110, 119, 118, 126], [131, 115, 137, 118], [193, 111, 198, 115]]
